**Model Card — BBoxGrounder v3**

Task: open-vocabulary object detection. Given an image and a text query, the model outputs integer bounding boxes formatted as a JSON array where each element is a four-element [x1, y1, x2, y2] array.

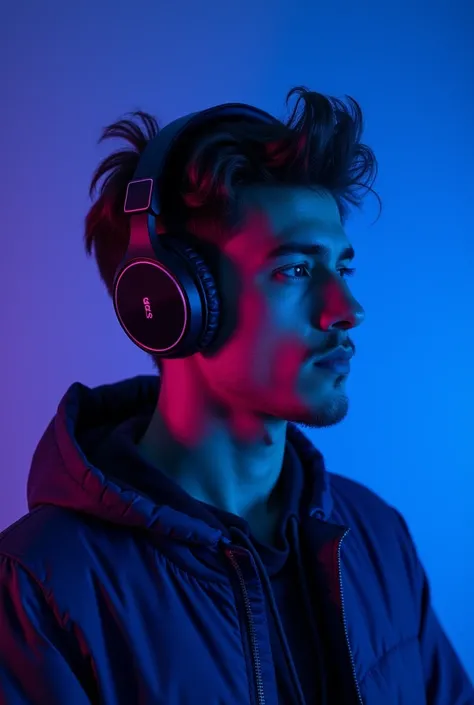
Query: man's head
[[85, 87, 378, 435]]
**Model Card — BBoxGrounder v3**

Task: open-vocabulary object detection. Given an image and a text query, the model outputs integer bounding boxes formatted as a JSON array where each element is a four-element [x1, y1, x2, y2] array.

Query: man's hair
[[84, 86, 379, 371]]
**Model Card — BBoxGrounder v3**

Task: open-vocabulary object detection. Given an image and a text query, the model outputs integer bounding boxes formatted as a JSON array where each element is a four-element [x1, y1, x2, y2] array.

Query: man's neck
[[136, 370, 288, 526]]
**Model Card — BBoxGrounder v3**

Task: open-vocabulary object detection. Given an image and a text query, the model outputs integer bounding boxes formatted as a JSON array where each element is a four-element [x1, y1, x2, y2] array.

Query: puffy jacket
[[0, 375, 472, 705]]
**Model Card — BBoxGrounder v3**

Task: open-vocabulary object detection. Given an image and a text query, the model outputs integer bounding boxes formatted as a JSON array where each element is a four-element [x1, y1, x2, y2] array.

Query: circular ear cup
[[113, 256, 190, 355], [167, 238, 221, 350], [113, 240, 221, 358]]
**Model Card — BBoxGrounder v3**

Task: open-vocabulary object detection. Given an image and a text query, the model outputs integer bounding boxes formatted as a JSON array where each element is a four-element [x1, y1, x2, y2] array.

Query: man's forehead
[[225, 186, 352, 268], [237, 184, 344, 239]]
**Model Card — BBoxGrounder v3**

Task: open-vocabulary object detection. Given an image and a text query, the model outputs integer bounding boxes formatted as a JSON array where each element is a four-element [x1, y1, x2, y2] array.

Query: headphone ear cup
[[167, 239, 221, 349], [113, 254, 190, 356]]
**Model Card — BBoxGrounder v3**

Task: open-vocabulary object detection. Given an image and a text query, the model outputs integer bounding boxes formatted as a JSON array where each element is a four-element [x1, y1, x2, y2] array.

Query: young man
[[0, 87, 472, 705]]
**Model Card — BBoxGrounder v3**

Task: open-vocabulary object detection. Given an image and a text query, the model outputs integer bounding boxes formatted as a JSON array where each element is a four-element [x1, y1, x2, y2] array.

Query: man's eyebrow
[[266, 242, 355, 262]]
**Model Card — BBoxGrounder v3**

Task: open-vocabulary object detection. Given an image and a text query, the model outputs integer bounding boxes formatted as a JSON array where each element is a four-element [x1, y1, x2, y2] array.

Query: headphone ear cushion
[[168, 239, 221, 349]]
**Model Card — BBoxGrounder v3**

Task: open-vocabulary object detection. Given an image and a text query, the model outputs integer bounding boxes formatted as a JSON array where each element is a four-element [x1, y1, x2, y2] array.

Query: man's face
[[193, 185, 365, 430]]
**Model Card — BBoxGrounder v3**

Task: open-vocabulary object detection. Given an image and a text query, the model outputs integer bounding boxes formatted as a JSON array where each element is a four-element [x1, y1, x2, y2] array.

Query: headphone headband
[[123, 103, 279, 217]]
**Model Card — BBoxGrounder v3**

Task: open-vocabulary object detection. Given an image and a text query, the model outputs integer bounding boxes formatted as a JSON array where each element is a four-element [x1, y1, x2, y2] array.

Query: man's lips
[[313, 345, 353, 374]]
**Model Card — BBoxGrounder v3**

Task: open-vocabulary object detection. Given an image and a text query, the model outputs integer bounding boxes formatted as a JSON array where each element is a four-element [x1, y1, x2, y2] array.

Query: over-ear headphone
[[112, 103, 278, 358]]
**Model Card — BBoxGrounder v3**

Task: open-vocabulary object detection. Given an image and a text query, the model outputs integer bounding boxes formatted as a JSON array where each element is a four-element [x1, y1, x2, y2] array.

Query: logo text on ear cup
[[143, 297, 153, 319]]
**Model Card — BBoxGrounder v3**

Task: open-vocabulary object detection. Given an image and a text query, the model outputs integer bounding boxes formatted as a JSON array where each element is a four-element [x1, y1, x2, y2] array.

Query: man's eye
[[271, 263, 357, 282], [338, 267, 356, 278], [272, 263, 311, 281]]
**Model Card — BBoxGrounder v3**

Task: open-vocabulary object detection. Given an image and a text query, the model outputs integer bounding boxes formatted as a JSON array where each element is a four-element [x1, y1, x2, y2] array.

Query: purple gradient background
[[1, 0, 473, 679]]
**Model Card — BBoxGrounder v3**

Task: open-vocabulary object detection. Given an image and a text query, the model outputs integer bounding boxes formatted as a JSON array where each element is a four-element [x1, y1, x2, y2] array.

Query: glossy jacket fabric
[[0, 376, 472, 705]]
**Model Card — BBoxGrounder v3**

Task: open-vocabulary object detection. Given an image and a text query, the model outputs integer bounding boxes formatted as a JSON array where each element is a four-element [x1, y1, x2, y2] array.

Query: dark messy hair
[[84, 86, 380, 371]]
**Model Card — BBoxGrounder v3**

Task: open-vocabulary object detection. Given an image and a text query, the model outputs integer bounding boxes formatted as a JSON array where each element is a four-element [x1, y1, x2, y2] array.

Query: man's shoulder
[[329, 470, 393, 510], [0, 506, 113, 585], [327, 471, 407, 543]]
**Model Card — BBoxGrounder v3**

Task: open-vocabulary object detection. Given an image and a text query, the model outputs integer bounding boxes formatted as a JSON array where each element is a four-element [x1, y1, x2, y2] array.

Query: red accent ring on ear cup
[[113, 259, 189, 354]]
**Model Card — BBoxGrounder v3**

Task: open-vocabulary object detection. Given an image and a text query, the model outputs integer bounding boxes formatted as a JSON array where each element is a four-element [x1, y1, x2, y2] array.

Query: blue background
[[1, 0, 473, 679]]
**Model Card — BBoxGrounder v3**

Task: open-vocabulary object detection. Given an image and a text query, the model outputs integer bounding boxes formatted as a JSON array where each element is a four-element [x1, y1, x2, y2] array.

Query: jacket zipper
[[338, 529, 364, 705], [226, 533, 362, 705], [226, 549, 266, 705]]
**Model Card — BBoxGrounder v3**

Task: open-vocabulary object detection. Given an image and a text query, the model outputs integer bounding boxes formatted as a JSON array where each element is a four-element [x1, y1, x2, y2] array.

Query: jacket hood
[[27, 375, 334, 547]]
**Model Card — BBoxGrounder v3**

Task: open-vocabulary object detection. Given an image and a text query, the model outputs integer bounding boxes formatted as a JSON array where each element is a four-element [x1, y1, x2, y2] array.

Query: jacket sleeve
[[393, 510, 474, 705], [0, 555, 92, 705]]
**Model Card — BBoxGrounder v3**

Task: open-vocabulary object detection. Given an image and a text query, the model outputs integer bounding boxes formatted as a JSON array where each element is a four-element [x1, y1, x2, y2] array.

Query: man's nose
[[316, 278, 365, 331]]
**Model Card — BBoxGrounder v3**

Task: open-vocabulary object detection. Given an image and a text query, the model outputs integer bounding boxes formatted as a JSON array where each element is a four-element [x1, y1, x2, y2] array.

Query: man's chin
[[285, 394, 350, 429]]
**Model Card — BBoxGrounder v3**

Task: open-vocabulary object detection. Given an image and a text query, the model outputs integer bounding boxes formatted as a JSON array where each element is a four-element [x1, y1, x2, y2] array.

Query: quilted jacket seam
[[359, 634, 418, 683]]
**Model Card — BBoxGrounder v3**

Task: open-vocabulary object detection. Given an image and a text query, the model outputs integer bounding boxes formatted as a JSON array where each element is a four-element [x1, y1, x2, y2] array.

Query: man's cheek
[[271, 338, 307, 395], [249, 336, 307, 394]]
